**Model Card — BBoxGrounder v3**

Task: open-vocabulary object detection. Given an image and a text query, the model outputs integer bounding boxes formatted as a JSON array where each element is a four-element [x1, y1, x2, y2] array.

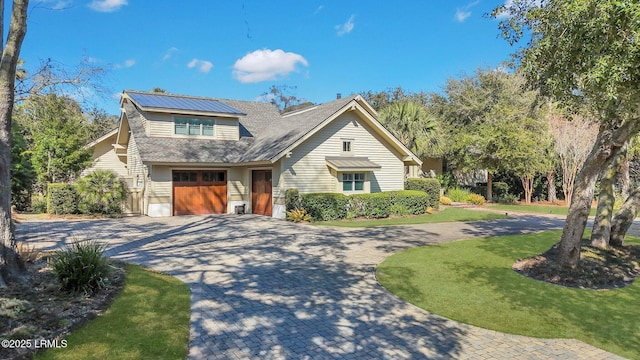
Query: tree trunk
[[547, 170, 557, 203], [521, 176, 534, 204], [0, 0, 30, 287], [558, 121, 638, 268], [610, 187, 640, 247], [486, 171, 493, 203], [619, 157, 630, 198], [591, 144, 627, 248]]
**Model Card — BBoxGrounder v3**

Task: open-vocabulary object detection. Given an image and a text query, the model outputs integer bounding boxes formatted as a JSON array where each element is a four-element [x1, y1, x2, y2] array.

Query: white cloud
[[162, 47, 178, 61], [455, 9, 472, 22], [335, 15, 355, 36], [455, 0, 480, 22], [88, 0, 128, 12], [36, 0, 72, 10], [187, 58, 214, 73], [114, 59, 135, 69], [232, 49, 309, 83], [314, 5, 324, 15]]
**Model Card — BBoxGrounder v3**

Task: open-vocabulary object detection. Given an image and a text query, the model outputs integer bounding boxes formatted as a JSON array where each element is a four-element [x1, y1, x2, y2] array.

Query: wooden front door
[[252, 170, 272, 216], [173, 170, 227, 215]]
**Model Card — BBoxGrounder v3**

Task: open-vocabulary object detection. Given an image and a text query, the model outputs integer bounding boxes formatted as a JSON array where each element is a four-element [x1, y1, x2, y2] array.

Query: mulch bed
[[513, 240, 640, 289], [0, 257, 125, 360]]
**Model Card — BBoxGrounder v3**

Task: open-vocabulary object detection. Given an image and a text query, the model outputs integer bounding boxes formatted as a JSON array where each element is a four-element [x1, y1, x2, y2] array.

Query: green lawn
[[376, 231, 640, 359], [487, 203, 597, 216], [36, 264, 190, 360], [313, 207, 508, 228]]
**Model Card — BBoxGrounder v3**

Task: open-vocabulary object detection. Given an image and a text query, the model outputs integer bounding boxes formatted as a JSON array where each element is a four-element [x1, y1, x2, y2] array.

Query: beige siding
[[145, 110, 240, 140], [145, 112, 174, 137], [422, 157, 443, 176], [278, 112, 405, 195], [149, 165, 172, 200], [215, 118, 240, 140], [84, 134, 127, 177], [127, 135, 144, 178], [228, 168, 248, 201]]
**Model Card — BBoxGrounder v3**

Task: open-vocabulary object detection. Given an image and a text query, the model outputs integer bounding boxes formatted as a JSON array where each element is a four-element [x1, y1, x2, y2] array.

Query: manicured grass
[[36, 264, 190, 360], [314, 207, 508, 228], [487, 203, 597, 216], [377, 231, 640, 359]]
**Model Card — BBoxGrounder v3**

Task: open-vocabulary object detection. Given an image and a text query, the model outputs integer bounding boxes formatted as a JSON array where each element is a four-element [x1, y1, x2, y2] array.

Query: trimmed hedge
[[47, 183, 78, 215], [351, 193, 393, 218], [295, 190, 432, 221], [405, 178, 440, 209], [392, 190, 431, 214], [300, 193, 349, 221], [285, 188, 301, 212]]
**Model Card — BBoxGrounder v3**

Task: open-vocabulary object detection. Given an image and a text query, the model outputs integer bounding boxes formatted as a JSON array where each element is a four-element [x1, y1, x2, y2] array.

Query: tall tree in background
[[438, 69, 543, 202], [547, 114, 598, 205], [262, 85, 304, 113], [86, 107, 119, 141], [360, 86, 429, 111], [0, 0, 30, 287], [494, 0, 640, 267], [10, 119, 33, 210], [378, 101, 441, 160], [15, 94, 92, 188]]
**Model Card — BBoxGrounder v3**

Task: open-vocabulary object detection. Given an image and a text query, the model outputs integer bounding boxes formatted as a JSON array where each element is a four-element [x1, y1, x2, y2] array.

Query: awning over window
[[325, 156, 381, 171]]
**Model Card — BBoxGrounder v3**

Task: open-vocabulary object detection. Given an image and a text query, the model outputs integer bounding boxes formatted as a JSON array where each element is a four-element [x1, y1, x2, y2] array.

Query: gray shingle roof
[[123, 91, 358, 164]]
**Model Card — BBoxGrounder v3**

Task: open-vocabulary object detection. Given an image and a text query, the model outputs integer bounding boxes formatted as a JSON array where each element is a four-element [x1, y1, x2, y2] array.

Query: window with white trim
[[342, 141, 351, 153], [342, 173, 365, 191], [174, 117, 214, 136]]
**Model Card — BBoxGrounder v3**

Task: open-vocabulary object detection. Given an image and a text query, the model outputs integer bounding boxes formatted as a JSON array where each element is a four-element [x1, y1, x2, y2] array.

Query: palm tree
[[76, 170, 128, 215], [378, 101, 441, 158]]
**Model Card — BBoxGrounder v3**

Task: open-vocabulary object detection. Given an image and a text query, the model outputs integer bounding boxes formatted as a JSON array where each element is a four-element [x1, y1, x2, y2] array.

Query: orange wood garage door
[[252, 170, 272, 216], [173, 170, 227, 215]]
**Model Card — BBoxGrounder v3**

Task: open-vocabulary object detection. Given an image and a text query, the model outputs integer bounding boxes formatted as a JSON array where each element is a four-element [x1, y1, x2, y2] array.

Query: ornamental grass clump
[[51, 240, 111, 294], [447, 188, 471, 202]]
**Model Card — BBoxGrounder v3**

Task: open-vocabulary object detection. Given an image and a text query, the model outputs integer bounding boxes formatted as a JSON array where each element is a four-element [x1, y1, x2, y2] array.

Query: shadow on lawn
[[458, 232, 640, 358], [17, 215, 466, 359]]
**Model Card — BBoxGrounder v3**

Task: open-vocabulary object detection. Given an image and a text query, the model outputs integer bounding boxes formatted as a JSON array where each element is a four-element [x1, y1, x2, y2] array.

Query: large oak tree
[[494, 0, 640, 267]]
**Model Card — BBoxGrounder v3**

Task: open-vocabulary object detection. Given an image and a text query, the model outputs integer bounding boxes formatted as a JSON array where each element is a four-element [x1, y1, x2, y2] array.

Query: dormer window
[[174, 117, 214, 136]]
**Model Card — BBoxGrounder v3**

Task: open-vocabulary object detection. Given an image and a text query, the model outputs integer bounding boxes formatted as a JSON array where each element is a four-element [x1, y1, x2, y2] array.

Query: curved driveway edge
[[17, 214, 627, 359]]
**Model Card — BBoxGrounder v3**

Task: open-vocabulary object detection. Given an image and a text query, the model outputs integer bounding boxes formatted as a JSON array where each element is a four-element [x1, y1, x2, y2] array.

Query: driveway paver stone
[[17, 214, 631, 359]]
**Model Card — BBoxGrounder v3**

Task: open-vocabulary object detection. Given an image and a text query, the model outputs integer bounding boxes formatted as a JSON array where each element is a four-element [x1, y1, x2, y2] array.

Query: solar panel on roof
[[127, 92, 246, 115]]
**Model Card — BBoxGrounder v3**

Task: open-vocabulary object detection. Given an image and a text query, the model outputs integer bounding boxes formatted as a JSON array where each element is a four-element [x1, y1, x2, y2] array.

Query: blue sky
[[20, 0, 519, 114]]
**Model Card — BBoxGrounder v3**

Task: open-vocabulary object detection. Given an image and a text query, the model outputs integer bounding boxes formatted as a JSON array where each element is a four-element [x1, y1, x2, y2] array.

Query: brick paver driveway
[[18, 214, 627, 359]]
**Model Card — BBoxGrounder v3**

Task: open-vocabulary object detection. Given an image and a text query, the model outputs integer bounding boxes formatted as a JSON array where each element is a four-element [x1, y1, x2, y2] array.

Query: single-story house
[[85, 90, 423, 218]]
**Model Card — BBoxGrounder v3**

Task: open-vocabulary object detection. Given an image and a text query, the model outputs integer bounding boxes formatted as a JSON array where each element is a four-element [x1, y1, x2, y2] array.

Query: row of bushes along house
[[286, 178, 441, 222]]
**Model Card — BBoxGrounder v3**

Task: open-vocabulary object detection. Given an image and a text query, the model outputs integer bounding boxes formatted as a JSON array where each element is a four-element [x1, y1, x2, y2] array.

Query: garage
[[172, 170, 227, 215]]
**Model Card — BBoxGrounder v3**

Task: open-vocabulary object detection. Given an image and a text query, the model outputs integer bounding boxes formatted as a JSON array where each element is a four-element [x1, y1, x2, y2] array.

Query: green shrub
[[51, 240, 111, 294], [447, 188, 471, 202], [76, 170, 128, 216], [496, 193, 519, 204], [405, 178, 440, 208], [286, 208, 311, 222], [392, 190, 431, 214], [493, 182, 509, 199], [285, 188, 301, 212], [467, 193, 486, 205], [47, 183, 78, 214], [351, 192, 393, 218], [31, 195, 46, 213], [300, 193, 349, 221], [389, 204, 409, 216], [439, 195, 452, 205]]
